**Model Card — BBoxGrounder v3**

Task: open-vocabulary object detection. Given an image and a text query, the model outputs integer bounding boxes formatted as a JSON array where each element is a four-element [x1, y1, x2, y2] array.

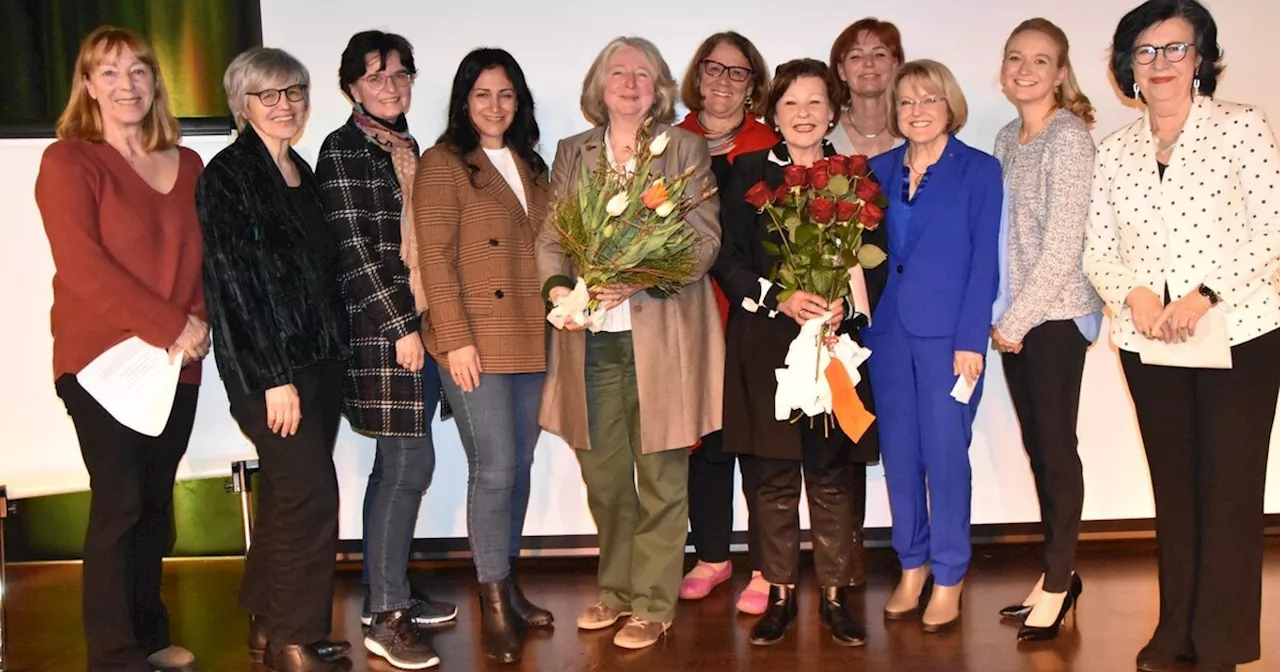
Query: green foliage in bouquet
[[745, 154, 888, 308], [549, 118, 718, 298]]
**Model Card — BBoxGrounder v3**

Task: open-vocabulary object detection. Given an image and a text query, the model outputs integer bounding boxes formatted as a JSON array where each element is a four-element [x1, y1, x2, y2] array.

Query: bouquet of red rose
[[743, 154, 887, 440]]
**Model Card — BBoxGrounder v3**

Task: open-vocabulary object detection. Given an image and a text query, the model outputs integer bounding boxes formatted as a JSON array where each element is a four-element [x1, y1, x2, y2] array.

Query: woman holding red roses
[[711, 58, 885, 648], [863, 60, 1002, 632]]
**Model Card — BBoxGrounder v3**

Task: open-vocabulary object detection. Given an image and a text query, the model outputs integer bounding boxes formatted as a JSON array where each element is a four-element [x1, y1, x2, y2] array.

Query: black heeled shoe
[[248, 616, 350, 663], [1000, 573, 1083, 621], [1016, 575, 1084, 642], [508, 559, 554, 627], [479, 578, 523, 663], [749, 585, 797, 646], [1136, 644, 1197, 671], [819, 586, 867, 647]]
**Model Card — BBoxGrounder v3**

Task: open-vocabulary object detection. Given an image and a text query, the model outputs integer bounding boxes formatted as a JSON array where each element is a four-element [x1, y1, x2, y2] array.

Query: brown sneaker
[[612, 617, 671, 649], [576, 602, 632, 630]]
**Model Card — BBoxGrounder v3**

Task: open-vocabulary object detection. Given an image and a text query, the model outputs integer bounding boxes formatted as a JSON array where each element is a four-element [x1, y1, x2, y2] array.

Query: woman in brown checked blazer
[[414, 47, 552, 665], [537, 36, 723, 651]]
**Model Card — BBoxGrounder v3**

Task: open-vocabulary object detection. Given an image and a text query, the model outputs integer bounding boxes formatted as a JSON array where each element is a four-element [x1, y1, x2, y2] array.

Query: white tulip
[[648, 132, 670, 156], [606, 192, 630, 217], [655, 201, 675, 217]]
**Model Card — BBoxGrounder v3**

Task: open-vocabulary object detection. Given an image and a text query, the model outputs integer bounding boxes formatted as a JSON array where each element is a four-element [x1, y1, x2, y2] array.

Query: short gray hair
[[580, 37, 677, 127], [223, 47, 310, 130]]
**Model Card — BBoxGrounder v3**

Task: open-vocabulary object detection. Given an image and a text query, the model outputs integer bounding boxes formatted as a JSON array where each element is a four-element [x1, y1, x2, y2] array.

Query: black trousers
[[1000, 320, 1088, 592], [753, 431, 863, 586], [1119, 328, 1280, 666], [687, 430, 760, 568], [55, 375, 199, 672], [228, 362, 345, 646]]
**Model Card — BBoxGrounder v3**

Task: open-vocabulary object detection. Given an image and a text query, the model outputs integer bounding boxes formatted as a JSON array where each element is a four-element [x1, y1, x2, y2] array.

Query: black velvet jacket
[[196, 125, 350, 394]]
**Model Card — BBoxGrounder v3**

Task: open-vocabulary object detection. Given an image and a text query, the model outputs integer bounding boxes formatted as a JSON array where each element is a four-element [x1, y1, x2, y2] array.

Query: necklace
[[844, 109, 885, 139], [1155, 131, 1180, 155]]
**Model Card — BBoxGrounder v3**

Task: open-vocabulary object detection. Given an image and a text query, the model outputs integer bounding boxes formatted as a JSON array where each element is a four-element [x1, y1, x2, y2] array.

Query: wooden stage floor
[[5, 538, 1278, 671]]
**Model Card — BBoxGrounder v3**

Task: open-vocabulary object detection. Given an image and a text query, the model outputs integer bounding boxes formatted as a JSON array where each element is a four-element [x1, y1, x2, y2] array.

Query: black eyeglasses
[[1133, 42, 1193, 65], [701, 59, 752, 83], [246, 84, 307, 106]]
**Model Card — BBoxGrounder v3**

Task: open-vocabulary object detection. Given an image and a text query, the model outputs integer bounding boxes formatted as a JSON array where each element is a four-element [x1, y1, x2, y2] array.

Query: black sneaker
[[362, 590, 459, 626], [365, 608, 440, 670]]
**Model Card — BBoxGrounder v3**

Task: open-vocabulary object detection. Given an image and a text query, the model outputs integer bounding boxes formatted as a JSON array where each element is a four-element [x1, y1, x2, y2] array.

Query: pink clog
[[679, 561, 733, 600]]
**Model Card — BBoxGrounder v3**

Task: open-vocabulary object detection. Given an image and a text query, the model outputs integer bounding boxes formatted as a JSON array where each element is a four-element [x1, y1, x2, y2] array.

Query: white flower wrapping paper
[[546, 277, 607, 332], [774, 313, 872, 421]]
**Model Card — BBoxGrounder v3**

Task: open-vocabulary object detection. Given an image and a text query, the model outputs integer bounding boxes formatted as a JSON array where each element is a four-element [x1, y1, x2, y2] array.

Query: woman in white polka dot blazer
[[1084, 2, 1280, 670]]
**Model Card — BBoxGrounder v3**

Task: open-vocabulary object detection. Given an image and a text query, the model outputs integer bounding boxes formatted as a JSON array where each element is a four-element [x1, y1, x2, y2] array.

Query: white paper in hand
[[76, 337, 183, 436], [1137, 309, 1232, 369], [950, 375, 976, 405]]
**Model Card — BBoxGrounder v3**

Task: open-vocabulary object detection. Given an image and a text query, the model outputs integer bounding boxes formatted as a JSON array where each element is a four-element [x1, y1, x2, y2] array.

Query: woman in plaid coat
[[315, 30, 455, 670]]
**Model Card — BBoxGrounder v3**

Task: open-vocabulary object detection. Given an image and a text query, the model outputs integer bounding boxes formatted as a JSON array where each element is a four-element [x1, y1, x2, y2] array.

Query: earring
[[1133, 82, 1140, 98], [744, 95, 753, 109], [1193, 76, 1201, 96]]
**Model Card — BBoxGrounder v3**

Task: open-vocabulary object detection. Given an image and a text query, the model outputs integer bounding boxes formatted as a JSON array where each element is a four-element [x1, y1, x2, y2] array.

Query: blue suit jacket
[[865, 136, 1003, 354]]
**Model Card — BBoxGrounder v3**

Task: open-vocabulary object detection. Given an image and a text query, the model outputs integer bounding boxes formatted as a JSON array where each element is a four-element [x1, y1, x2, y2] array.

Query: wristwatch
[[1197, 284, 1221, 306]]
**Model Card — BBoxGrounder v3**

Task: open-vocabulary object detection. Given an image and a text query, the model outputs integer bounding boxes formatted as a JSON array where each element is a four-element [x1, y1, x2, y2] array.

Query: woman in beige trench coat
[[535, 36, 724, 651]]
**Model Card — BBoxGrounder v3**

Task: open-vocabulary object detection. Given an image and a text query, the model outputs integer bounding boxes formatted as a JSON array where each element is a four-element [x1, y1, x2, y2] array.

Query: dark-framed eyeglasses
[[247, 84, 307, 107], [701, 58, 752, 83], [1133, 42, 1193, 65], [362, 70, 416, 91]]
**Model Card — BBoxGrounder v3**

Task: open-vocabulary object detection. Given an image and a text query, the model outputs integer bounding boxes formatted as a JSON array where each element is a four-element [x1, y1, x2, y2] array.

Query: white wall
[[2, 0, 1278, 542]]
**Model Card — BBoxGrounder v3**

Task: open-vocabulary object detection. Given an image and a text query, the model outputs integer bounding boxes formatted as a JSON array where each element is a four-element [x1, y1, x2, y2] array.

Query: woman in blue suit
[[863, 59, 1002, 633]]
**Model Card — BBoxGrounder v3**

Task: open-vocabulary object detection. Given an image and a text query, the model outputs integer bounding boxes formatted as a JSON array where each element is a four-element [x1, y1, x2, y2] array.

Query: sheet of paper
[[1137, 309, 1233, 369], [76, 336, 183, 437], [848, 266, 872, 326], [950, 375, 976, 405]]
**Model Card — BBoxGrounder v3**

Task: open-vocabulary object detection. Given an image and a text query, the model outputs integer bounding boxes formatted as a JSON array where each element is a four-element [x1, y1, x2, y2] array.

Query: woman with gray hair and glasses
[[196, 47, 352, 672]]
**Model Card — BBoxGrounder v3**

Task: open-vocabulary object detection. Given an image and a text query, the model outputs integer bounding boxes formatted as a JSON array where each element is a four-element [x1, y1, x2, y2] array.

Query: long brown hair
[[55, 26, 181, 150], [1005, 18, 1095, 128]]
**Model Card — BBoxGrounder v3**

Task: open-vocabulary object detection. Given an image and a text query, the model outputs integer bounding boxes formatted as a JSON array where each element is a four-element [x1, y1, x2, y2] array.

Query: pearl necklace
[[844, 109, 885, 139]]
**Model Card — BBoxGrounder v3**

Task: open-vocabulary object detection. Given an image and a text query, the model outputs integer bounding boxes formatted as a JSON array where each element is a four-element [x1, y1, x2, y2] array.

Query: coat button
[[896, 264, 904, 274], [494, 289, 504, 299], [489, 238, 499, 246]]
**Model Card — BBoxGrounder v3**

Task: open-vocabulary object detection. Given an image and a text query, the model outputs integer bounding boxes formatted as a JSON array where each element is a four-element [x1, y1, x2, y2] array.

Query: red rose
[[782, 164, 808, 188], [772, 184, 790, 205], [857, 202, 884, 230], [855, 176, 881, 202], [809, 197, 836, 225], [744, 181, 773, 210], [829, 155, 851, 176], [850, 154, 871, 177], [836, 199, 858, 222], [807, 160, 831, 190]]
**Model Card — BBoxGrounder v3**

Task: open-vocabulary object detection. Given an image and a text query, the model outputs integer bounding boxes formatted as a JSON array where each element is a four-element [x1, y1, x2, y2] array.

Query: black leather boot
[[850, 527, 868, 588], [249, 615, 350, 664], [820, 586, 868, 647], [263, 643, 342, 672], [479, 578, 523, 663], [749, 585, 797, 646], [508, 559, 554, 627]]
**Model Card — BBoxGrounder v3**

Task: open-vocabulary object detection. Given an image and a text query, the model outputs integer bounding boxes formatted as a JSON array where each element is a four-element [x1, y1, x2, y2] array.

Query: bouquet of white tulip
[[546, 117, 717, 331]]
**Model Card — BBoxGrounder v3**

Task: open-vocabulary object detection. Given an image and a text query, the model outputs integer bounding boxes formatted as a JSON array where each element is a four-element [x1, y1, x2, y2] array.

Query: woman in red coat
[[674, 30, 778, 616]]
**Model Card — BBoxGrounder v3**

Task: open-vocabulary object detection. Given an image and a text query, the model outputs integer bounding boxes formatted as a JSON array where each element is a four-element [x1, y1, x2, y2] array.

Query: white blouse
[[482, 146, 528, 213], [1084, 96, 1280, 350]]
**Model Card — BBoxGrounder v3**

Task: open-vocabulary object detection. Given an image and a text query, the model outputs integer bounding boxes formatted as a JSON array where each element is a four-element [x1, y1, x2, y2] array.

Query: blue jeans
[[439, 368, 543, 583], [361, 365, 440, 613]]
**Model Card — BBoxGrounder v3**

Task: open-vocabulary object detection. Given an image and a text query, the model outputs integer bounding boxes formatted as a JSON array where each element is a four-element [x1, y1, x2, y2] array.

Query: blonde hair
[[580, 37, 677, 127], [223, 47, 311, 131], [55, 25, 180, 150], [1005, 18, 1096, 128], [887, 59, 969, 137]]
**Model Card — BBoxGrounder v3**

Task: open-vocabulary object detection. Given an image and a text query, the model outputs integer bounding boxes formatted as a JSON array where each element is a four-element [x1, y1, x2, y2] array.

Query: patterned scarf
[[352, 106, 427, 313]]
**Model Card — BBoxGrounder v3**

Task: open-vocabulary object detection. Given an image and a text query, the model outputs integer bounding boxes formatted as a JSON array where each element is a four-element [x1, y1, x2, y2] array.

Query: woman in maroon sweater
[[34, 26, 207, 672], [674, 30, 778, 616]]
